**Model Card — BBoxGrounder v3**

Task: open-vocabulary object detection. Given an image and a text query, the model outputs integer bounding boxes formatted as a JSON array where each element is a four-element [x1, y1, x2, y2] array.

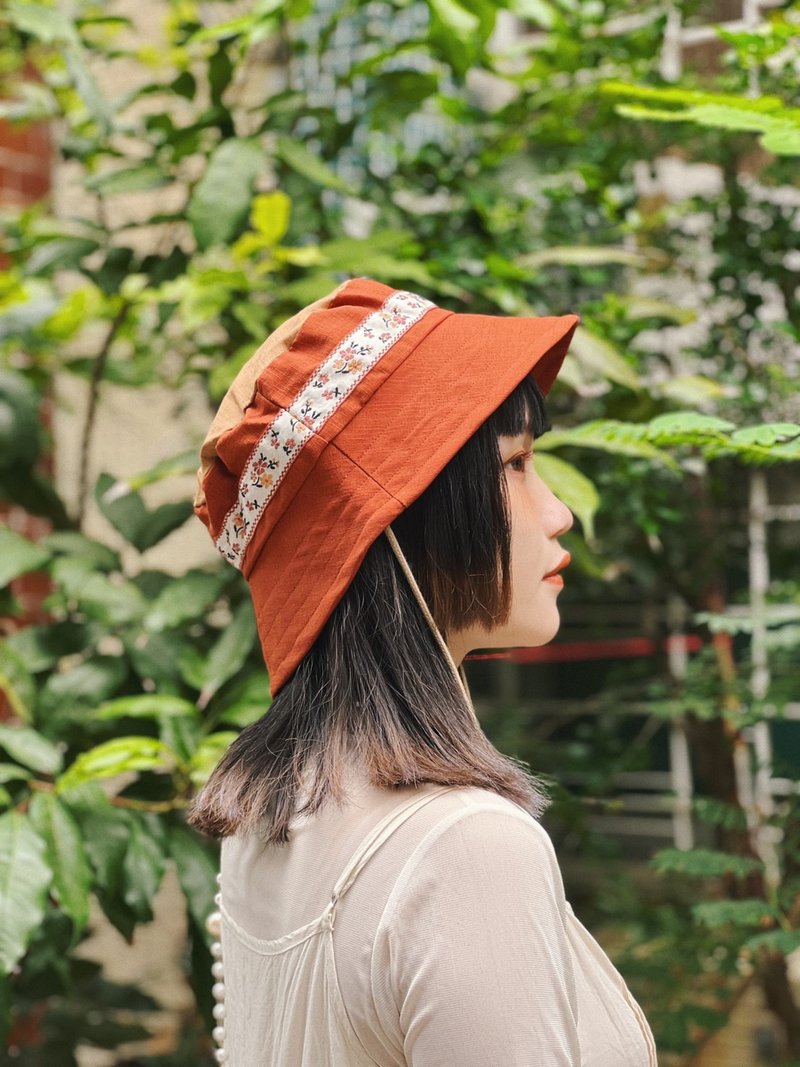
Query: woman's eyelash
[[506, 450, 534, 471]]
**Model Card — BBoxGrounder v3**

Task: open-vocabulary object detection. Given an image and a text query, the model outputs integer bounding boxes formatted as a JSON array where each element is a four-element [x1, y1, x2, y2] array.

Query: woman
[[190, 277, 657, 1066]]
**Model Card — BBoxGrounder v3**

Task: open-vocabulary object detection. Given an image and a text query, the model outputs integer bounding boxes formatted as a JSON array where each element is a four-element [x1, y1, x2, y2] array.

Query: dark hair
[[189, 375, 552, 842]]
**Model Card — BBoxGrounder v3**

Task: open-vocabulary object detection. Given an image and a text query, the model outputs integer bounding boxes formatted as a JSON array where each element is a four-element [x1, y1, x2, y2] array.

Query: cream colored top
[[219, 778, 657, 1066]]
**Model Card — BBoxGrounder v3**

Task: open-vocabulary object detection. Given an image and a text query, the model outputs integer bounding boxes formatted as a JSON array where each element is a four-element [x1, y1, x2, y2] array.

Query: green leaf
[[159, 714, 202, 763], [507, 0, 555, 27], [533, 453, 599, 541], [42, 531, 120, 571], [189, 0, 284, 43], [184, 600, 258, 707], [168, 824, 219, 939], [610, 90, 800, 158], [601, 81, 786, 113], [0, 642, 36, 722], [537, 420, 676, 468], [427, 0, 479, 39], [86, 163, 171, 196], [26, 236, 100, 275], [125, 628, 192, 691], [0, 528, 51, 588], [7, 0, 80, 44], [209, 343, 259, 401], [250, 191, 292, 246], [54, 567, 146, 627], [65, 786, 131, 892], [622, 297, 696, 324], [215, 670, 272, 727], [275, 135, 356, 195], [0, 812, 52, 973], [744, 930, 800, 955], [657, 375, 727, 406], [143, 570, 228, 632], [0, 763, 32, 785], [517, 245, 655, 270], [115, 449, 198, 493], [122, 818, 165, 923], [0, 468, 70, 527], [188, 732, 237, 787], [188, 139, 265, 250], [64, 46, 112, 132], [730, 424, 800, 448], [0, 369, 41, 470], [693, 899, 778, 929], [646, 412, 735, 445], [56, 737, 178, 793], [568, 327, 640, 391], [652, 847, 763, 879], [760, 124, 800, 156], [95, 473, 194, 552], [39, 655, 128, 717], [0, 725, 63, 776], [28, 792, 91, 939], [95, 694, 199, 721]]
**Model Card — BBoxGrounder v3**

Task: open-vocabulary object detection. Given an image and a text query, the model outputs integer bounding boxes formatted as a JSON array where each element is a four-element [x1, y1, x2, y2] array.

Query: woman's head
[[189, 373, 570, 842], [391, 374, 573, 666], [194, 278, 578, 694]]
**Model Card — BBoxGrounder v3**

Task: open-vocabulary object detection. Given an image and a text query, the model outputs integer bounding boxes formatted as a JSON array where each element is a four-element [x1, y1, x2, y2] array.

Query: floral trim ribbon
[[215, 288, 435, 570]]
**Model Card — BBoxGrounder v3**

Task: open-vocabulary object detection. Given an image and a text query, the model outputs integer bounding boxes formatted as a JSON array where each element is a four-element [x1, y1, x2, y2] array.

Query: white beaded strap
[[206, 872, 227, 1063], [383, 525, 479, 728]]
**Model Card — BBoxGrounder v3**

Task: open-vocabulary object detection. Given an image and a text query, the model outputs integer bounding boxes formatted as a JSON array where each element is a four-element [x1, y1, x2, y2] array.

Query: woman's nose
[[543, 482, 574, 537], [553, 496, 574, 537]]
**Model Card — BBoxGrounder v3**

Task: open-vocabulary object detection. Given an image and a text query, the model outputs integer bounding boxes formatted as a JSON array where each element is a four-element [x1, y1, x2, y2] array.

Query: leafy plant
[[1, 0, 799, 1060]]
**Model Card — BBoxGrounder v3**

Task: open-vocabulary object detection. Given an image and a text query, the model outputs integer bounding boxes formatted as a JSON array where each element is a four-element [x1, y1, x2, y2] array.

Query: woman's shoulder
[[373, 785, 570, 948], [384, 783, 563, 896]]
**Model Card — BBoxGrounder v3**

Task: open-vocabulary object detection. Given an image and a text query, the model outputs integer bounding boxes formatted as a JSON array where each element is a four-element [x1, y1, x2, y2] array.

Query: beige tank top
[[217, 783, 657, 1066]]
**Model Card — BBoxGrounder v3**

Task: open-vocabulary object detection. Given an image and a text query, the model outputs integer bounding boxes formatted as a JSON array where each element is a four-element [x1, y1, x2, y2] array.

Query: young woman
[[190, 277, 657, 1066]]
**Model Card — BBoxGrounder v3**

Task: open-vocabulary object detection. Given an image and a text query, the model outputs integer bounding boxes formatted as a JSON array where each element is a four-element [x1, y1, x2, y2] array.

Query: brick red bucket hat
[[195, 277, 579, 695]]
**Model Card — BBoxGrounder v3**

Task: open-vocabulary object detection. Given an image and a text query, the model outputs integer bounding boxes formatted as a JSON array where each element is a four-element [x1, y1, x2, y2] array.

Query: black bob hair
[[189, 375, 552, 843]]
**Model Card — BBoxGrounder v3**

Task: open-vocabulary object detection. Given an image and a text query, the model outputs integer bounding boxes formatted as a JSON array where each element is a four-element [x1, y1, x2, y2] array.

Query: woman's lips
[[542, 552, 571, 582]]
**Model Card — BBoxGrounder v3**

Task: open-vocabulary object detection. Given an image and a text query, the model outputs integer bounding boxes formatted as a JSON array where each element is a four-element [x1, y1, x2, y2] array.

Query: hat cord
[[383, 525, 480, 728]]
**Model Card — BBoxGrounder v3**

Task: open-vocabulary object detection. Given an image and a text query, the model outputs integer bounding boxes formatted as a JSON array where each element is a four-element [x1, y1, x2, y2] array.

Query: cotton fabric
[[194, 278, 578, 694], [219, 776, 657, 1065]]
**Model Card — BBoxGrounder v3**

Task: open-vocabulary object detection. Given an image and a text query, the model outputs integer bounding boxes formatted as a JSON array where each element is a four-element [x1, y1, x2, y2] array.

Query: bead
[[212, 1025, 225, 1046], [214, 1048, 227, 1063], [213, 1002, 226, 1022], [211, 940, 223, 959], [211, 961, 224, 980], [214, 891, 222, 906], [212, 981, 225, 1001], [206, 910, 222, 937]]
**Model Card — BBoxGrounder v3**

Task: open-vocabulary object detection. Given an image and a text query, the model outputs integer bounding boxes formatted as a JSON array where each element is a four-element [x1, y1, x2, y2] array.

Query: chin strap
[[383, 525, 479, 726]]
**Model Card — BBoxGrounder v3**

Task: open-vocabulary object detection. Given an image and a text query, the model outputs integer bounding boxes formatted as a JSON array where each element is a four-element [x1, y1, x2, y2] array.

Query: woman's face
[[447, 430, 573, 665]]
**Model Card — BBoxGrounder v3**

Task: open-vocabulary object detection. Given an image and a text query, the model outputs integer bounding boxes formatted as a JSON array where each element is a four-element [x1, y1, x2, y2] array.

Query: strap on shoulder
[[329, 786, 452, 913]]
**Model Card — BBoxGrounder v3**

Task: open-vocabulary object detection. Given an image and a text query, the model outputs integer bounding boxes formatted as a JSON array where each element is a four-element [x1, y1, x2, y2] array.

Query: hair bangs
[[489, 375, 551, 440]]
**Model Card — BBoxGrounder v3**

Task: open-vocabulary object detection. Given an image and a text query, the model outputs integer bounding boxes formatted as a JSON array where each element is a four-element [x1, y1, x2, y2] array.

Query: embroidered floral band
[[215, 289, 435, 570]]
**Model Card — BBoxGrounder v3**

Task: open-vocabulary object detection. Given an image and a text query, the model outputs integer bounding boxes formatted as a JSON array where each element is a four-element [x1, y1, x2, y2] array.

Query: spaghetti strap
[[329, 786, 452, 911]]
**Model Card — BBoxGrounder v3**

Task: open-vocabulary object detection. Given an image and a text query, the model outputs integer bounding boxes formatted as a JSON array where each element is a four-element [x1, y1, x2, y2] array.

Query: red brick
[[21, 168, 50, 200], [0, 112, 52, 205]]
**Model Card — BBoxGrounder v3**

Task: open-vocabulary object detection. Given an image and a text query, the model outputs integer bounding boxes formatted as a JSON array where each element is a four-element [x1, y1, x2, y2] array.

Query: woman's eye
[[507, 451, 533, 473]]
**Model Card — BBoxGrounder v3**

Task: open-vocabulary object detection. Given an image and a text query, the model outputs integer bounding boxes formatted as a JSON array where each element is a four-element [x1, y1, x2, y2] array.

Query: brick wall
[[0, 115, 52, 208], [0, 95, 54, 651]]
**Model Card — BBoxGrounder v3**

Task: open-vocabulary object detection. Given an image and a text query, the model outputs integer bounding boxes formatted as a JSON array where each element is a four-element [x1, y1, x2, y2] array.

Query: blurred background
[[1, 0, 799, 1063]]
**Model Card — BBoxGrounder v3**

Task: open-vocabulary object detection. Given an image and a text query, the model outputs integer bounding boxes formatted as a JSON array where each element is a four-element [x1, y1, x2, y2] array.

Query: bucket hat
[[195, 276, 579, 695]]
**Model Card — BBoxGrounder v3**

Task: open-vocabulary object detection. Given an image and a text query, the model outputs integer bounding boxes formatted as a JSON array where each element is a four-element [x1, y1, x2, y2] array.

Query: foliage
[[1, 0, 799, 1060]]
